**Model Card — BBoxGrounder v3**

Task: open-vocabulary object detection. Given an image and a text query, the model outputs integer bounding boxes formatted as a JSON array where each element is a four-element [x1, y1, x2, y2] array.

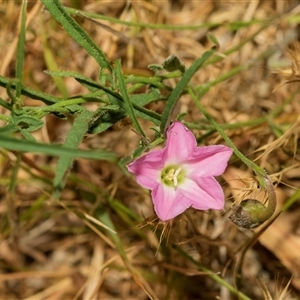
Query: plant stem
[[188, 87, 267, 185], [175, 245, 252, 300]]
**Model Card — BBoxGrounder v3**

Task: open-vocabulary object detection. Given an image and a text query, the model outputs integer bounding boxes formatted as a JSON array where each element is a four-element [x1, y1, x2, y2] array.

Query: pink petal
[[164, 121, 197, 164], [180, 177, 225, 210], [127, 148, 165, 190], [185, 145, 232, 177], [152, 184, 192, 221]]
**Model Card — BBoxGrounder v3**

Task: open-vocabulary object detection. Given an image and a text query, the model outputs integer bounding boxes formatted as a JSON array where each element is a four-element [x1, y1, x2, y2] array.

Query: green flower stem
[[175, 245, 251, 300], [65, 6, 271, 32], [189, 87, 277, 228], [186, 117, 266, 131], [202, 15, 279, 68], [195, 62, 250, 96], [125, 76, 172, 91], [282, 188, 300, 211], [15, 0, 26, 102], [186, 85, 299, 138], [149, 136, 164, 148], [188, 87, 266, 183]]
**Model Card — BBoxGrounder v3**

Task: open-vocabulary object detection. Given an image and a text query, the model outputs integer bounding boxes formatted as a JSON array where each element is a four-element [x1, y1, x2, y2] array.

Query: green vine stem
[[188, 87, 277, 229], [175, 245, 251, 300]]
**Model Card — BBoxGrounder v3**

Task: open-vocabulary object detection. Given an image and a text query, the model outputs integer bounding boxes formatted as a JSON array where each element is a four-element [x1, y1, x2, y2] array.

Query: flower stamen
[[173, 167, 182, 187], [164, 167, 182, 187]]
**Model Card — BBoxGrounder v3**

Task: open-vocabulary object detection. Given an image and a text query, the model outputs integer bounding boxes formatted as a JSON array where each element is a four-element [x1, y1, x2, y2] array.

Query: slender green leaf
[[52, 109, 96, 199], [88, 105, 125, 134], [15, 0, 27, 101], [41, 0, 112, 72], [65, 6, 221, 30], [160, 48, 216, 133], [207, 32, 219, 48], [175, 245, 252, 300], [0, 124, 16, 134], [0, 75, 61, 105], [20, 129, 36, 142], [125, 76, 171, 91], [96, 210, 154, 299], [45, 70, 123, 98], [0, 98, 11, 110], [115, 59, 146, 138], [202, 16, 278, 68], [0, 134, 116, 161], [20, 195, 48, 221], [130, 88, 160, 106]]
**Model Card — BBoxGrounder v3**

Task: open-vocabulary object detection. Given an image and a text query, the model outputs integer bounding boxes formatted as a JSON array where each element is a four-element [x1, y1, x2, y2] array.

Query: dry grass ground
[[1, 1, 300, 299]]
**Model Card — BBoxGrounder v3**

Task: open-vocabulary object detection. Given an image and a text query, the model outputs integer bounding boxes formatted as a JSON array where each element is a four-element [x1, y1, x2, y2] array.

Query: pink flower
[[127, 121, 233, 221]]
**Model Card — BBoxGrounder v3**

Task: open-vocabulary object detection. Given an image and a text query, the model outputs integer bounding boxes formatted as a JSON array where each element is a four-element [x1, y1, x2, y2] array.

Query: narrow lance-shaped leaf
[[41, 0, 112, 72], [0, 134, 116, 160], [15, 0, 27, 101], [53, 109, 95, 199], [160, 48, 216, 134], [115, 59, 146, 138]]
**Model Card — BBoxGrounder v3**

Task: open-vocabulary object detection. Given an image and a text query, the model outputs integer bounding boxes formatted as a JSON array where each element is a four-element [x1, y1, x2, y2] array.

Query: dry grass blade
[[258, 276, 293, 300]]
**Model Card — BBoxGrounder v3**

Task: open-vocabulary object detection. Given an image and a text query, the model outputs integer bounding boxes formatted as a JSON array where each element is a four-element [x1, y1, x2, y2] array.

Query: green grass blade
[[96, 210, 155, 299], [202, 16, 278, 68], [175, 245, 251, 300], [66, 7, 275, 33], [160, 48, 215, 133], [41, 0, 112, 72], [0, 134, 116, 161], [0, 98, 12, 110], [15, 0, 27, 101]]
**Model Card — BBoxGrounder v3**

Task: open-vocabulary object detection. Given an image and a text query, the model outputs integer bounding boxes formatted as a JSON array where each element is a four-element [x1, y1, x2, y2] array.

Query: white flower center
[[163, 167, 183, 187]]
